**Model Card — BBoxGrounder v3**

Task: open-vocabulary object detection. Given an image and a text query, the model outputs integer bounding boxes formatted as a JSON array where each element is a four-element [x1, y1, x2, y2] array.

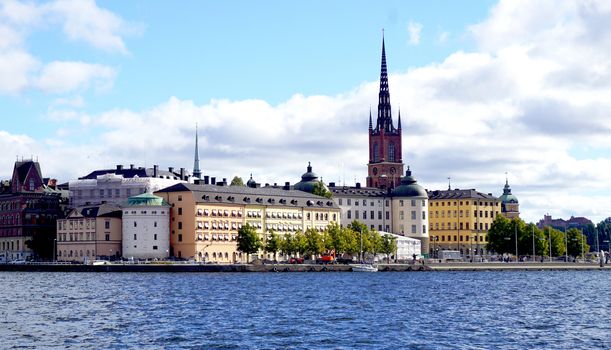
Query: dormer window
[[29, 179, 35, 191]]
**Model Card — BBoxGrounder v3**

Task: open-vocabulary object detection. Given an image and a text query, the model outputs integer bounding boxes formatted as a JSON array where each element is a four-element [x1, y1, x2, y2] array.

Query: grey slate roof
[[427, 189, 498, 200], [79, 167, 182, 180], [329, 186, 387, 197], [70, 203, 123, 218], [157, 183, 339, 209]]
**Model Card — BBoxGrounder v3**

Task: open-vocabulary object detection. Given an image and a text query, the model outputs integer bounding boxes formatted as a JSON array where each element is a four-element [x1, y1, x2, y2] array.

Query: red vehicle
[[289, 257, 304, 264]]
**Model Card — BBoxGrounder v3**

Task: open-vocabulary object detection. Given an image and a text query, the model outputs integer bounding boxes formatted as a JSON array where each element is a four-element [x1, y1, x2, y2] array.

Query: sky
[[1, 0, 611, 224]]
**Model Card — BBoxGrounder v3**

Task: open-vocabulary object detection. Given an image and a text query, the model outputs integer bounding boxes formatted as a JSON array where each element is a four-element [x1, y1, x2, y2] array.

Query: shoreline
[[0, 262, 608, 273]]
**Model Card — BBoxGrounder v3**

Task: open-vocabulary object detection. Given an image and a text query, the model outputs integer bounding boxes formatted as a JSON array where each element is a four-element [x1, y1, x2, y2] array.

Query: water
[[0, 271, 609, 349]]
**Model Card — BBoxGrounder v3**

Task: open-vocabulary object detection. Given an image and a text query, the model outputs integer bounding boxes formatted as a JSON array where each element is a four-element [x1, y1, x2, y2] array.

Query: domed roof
[[246, 173, 256, 188], [127, 192, 168, 206], [294, 162, 323, 193], [499, 179, 519, 204], [391, 167, 427, 197]]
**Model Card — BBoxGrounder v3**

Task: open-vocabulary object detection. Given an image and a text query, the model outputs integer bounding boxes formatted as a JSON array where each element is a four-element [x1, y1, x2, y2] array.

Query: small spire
[[368, 108, 373, 130], [307, 161, 312, 173], [505, 171, 509, 186], [447, 177, 451, 190], [398, 107, 402, 129], [193, 123, 201, 179]]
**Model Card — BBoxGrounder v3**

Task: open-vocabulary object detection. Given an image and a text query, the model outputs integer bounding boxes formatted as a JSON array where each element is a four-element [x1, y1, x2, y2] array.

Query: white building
[[329, 183, 392, 232], [69, 164, 187, 207], [122, 192, 170, 259], [390, 167, 429, 253], [376, 232, 422, 261]]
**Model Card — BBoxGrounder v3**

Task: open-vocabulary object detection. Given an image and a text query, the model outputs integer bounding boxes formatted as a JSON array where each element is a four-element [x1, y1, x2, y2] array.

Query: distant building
[[0, 160, 63, 262], [56, 203, 122, 262], [366, 36, 404, 190], [537, 214, 592, 231], [428, 189, 500, 258], [375, 232, 421, 261], [155, 183, 340, 263], [122, 193, 170, 260], [69, 164, 187, 207], [499, 177, 519, 219], [329, 183, 390, 232]]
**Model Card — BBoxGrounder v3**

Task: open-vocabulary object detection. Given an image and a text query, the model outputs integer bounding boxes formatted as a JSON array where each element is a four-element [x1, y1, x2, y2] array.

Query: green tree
[[280, 233, 296, 258], [312, 181, 332, 198], [545, 227, 566, 257], [265, 231, 281, 262], [293, 231, 307, 258], [230, 176, 245, 186], [566, 228, 590, 258], [304, 228, 324, 258], [381, 234, 398, 263], [596, 218, 611, 252], [486, 215, 513, 254], [237, 224, 262, 262], [366, 230, 383, 257]]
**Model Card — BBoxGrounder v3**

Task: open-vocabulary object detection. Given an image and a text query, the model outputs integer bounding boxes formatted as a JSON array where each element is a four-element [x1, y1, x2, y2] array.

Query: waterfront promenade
[[0, 261, 608, 273]]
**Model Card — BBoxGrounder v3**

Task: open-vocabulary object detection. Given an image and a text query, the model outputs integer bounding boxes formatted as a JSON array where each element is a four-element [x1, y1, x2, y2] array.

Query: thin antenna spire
[[447, 177, 451, 190], [193, 123, 202, 179]]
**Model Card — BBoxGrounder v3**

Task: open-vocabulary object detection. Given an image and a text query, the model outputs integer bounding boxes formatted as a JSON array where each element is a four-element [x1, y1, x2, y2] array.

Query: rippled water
[[0, 271, 609, 349]]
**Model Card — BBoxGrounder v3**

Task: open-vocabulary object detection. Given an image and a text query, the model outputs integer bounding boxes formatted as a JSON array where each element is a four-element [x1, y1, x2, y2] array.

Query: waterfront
[[1, 271, 609, 349]]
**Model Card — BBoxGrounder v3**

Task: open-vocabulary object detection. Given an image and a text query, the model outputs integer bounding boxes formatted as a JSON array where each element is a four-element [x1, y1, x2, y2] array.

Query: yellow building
[[155, 183, 340, 263], [427, 189, 500, 259], [56, 204, 123, 262]]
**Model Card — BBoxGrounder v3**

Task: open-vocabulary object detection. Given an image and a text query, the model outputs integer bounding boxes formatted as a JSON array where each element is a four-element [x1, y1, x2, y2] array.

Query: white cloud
[[0, 49, 38, 94], [407, 21, 422, 45], [35, 61, 115, 93]]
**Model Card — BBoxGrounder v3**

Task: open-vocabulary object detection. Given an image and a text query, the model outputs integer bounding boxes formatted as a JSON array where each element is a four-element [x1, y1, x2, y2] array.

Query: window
[[154, 221, 157, 227], [399, 200, 404, 207], [99, 189, 105, 197], [105, 234, 110, 241], [134, 221, 137, 228], [385, 211, 390, 220], [338, 198, 343, 205], [347, 199, 351, 205], [178, 195, 182, 201], [347, 210, 351, 219], [107, 189, 112, 198], [411, 211, 416, 220], [400, 211, 404, 220], [355, 211, 359, 220], [178, 208, 182, 215], [134, 234, 137, 240], [373, 143, 379, 162], [126, 189, 131, 196], [370, 211, 374, 220], [388, 142, 395, 162], [178, 234, 182, 242], [422, 211, 426, 220], [411, 200, 416, 207], [355, 200, 359, 206], [422, 225, 426, 234], [411, 225, 416, 234], [363, 211, 367, 220], [378, 211, 382, 220], [105, 221, 110, 229], [178, 222, 182, 229], [115, 189, 120, 197], [29, 179, 35, 191], [362, 200, 366, 206], [153, 246, 158, 250]]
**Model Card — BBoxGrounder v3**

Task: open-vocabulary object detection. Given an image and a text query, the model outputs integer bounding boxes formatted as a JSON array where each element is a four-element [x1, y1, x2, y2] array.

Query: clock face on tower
[[390, 167, 396, 174], [373, 167, 378, 175]]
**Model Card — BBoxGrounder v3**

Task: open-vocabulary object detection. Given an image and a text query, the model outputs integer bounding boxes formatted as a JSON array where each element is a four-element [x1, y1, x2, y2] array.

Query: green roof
[[127, 192, 169, 206]]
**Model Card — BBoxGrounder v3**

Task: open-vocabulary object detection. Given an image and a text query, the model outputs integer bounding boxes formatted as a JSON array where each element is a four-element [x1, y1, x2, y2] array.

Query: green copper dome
[[391, 167, 427, 197], [294, 162, 324, 193], [127, 192, 168, 206], [499, 179, 518, 204]]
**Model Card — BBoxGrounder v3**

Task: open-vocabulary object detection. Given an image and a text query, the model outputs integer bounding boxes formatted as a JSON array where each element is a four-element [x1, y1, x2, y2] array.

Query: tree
[[486, 215, 513, 254], [237, 224, 262, 262], [230, 176, 245, 186], [381, 234, 398, 263], [280, 233, 296, 258], [304, 228, 324, 258], [265, 231, 281, 262], [293, 231, 307, 258], [312, 181, 332, 199], [566, 228, 590, 258], [546, 227, 566, 257]]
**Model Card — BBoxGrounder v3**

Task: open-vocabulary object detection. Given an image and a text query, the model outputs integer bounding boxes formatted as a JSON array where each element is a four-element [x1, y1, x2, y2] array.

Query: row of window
[[1, 240, 19, 251], [338, 198, 386, 207], [431, 222, 490, 231], [431, 201, 499, 207], [124, 210, 165, 215], [398, 211, 426, 220], [346, 210, 390, 221], [431, 234, 487, 242], [74, 188, 147, 199], [0, 202, 19, 211], [195, 208, 243, 217], [432, 210, 499, 219], [127, 233, 159, 241], [398, 224, 427, 235], [196, 221, 242, 230]]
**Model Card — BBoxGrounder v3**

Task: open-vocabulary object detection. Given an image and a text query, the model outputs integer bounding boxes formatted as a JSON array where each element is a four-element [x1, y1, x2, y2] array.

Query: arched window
[[388, 142, 395, 162], [373, 143, 379, 162]]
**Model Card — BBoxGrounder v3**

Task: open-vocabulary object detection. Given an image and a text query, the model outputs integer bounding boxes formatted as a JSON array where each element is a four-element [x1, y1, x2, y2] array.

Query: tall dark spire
[[397, 107, 402, 130], [376, 33, 394, 133], [193, 123, 201, 179]]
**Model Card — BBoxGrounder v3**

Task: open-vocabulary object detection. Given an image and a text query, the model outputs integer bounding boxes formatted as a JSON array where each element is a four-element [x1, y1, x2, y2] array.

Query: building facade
[[428, 189, 500, 258], [56, 204, 122, 262], [69, 164, 187, 207], [329, 183, 391, 232], [0, 160, 63, 262], [391, 168, 429, 254], [155, 183, 341, 263], [366, 37, 404, 190], [122, 193, 170, 260]]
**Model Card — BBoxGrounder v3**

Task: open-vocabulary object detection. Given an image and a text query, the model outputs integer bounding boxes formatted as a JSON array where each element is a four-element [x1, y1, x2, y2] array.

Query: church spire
[[376, 32, 394, 133], [193, 123, 201, 179], [397, 107, 402, 130], [368, 107, 373, 130]]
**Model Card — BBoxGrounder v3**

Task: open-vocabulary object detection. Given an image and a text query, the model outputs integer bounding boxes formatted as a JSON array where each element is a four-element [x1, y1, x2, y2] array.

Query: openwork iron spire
[[376, 34, 395, 133]]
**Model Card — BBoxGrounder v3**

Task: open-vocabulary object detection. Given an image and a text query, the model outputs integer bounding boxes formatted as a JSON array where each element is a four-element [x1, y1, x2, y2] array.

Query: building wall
[[391, 196, 429, 254], [334, 195, 391, 232], [428, 198, 500, 258], [122, 204, 170, 259], [502, 202, 520, 219], [57, 216, 122, 262]]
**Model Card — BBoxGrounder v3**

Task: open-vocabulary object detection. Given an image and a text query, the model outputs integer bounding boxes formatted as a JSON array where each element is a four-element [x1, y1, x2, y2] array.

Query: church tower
[[366, 36, 404, 190]]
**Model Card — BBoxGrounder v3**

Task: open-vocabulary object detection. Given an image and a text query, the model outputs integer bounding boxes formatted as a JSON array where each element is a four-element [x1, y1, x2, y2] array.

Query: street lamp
[[531, 225, 535, 262], [548, 228, 552, 262], [514, 222, 518, 262], [53, 238, 57, 263]]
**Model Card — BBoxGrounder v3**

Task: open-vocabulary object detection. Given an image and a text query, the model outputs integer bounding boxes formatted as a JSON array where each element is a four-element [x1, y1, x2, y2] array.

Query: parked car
[[316, 255, 335, 264], [289, 257, 304, 264], [8, 259, 26, 265]]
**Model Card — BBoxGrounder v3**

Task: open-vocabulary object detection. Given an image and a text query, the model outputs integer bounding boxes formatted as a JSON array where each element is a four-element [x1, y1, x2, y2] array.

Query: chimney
[[153, 165, 159, 178], [47, 179, 57, 189], [211, 177, 216, 185], [116, 165, 123, 171], [194, 179, 201, 185], [329, 182, 335, 187], [130, 164, 135, 170], [168, 167, 174, 173], [356, 182, 361, 189], [283, 182, 290, 190], [204, 175, 209, 185], [180, 168, 185, 180], [222, 178, 227, 184], [265, 183, 269, 187]]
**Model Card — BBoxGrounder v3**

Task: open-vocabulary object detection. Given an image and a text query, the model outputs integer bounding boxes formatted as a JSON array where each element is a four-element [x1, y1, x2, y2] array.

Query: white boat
[[350, 263, 378, 272]]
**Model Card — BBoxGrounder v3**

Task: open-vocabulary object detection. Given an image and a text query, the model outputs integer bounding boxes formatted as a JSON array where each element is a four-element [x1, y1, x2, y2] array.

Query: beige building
[[428, 189, 500, 259], [56, 204, 122, 262], [155, 183, 340, 263]]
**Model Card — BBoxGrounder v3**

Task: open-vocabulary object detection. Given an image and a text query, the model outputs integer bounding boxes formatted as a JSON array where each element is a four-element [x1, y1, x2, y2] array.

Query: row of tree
[[237, 221, 397, 262], [487, 216, 591, 258]]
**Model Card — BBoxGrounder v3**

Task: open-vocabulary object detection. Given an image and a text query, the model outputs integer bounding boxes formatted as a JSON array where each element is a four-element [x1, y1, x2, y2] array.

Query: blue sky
[[1, 0, 611, 224]]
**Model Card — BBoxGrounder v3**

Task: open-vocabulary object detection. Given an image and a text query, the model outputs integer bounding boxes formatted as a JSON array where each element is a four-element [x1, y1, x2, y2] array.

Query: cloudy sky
[[1, 0, 610, 224]]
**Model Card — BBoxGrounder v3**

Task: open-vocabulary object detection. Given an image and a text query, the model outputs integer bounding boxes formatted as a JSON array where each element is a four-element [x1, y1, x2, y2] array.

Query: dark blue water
[[0, 271, 609, 349]]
